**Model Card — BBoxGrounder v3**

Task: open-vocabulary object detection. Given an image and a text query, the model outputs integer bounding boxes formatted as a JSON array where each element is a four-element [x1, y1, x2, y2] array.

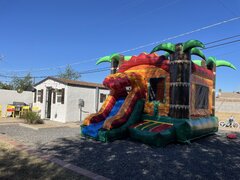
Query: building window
[[57, 89, 62, 103], [195, 84, 209, 109], [149, 77, 165, 102], [100, 93, 107, 103], [55, 88, 65, 104], [37, 89, 43, 103]]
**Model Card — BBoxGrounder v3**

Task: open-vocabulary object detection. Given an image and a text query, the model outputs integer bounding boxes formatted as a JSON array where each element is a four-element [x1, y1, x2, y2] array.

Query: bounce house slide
[[81, 98, 125, 138], [81, 87, 145, 141]]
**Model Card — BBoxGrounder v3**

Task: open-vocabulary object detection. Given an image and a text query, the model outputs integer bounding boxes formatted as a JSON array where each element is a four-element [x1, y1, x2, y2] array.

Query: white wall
[[34, 79, 67, 122], [216, 101, 240, 113], [66, 86, 95, 122], [0, 89, 33, 117], [66, 86, 109, 122]]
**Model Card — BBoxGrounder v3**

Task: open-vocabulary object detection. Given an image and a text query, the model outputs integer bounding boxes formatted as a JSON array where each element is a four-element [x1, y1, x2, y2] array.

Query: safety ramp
[[129, 120, 176, 147], [129, 116, 218, 146]]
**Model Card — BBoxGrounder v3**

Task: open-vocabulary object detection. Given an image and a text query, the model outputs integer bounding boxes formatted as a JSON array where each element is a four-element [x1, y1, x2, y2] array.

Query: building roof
[[34, 76, 107, 89]]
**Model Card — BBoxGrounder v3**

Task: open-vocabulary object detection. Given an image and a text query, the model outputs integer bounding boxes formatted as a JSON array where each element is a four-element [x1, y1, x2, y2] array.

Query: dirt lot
[[216, 112, 240, 122], [0, 141, 88, 179]]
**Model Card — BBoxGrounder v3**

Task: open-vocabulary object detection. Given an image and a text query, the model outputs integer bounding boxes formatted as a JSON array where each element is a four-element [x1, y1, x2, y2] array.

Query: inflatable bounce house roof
[[81, 40, 236, 146]]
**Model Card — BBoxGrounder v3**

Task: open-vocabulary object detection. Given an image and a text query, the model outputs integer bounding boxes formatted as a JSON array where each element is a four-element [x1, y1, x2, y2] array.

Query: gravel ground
[[1, 124, 240, 179], [0, 124, 80, 146], [40, 131, 240, 180]]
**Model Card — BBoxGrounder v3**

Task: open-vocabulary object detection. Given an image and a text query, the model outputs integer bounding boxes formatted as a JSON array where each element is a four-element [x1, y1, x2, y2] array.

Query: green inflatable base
[[129, 123, 176, 147], [81, 101, 218, 147], [130, 115, 219, 146]]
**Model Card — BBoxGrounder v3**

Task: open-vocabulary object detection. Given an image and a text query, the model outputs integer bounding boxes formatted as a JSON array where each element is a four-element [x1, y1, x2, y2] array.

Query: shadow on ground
[[0, 145, 88, 180], [39, 131, 240, 180]]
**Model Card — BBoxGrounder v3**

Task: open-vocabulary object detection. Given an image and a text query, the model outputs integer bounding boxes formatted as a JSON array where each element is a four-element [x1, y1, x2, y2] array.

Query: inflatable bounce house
[[81, 40, 236, 146]]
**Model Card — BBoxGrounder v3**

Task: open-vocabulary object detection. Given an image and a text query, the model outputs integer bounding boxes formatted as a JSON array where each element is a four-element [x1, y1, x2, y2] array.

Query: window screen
[[195, 85, 209, 109], [149, 77, 165, 102]]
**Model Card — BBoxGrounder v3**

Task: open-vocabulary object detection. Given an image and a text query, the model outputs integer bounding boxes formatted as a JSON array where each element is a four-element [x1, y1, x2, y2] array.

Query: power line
[[205, 34, 240, 45], [0, 36, 239, 81], [117, 16, 240, 54], [1, 38, 240, 80], [204, 39, 240, 50], [0, 67, 110, 79], [2, 16, 240, 73]]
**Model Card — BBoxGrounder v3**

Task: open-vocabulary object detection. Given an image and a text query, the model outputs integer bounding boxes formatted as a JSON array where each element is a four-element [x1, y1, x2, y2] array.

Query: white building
[[33, 77, 109, 123]]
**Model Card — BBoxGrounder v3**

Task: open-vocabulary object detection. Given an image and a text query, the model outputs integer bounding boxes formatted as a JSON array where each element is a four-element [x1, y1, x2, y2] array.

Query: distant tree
[[58, 65, 81, 80], [11, 73, 34, 91], [0, 82, 14, 90]]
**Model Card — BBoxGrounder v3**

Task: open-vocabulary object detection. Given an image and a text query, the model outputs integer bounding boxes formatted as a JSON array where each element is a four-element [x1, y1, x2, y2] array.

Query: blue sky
[[0, 0, 240, 92]]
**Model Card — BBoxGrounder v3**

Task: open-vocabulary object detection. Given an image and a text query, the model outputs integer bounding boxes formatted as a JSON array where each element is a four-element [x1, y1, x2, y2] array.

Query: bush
[[21, 111, 44, 124]]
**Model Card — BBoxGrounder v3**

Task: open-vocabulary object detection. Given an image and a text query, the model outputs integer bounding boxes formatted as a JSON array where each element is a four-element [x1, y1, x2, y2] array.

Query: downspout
[[95, 87, 99, 112]]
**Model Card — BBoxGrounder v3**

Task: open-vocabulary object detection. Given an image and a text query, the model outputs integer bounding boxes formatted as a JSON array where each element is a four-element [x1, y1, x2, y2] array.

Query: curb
[[0, 135, 109, 180], [18, 123, 80, 130], [18, 123, 41, 130]]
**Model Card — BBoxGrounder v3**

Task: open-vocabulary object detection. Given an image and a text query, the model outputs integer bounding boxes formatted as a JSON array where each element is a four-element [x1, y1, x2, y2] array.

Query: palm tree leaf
[[110, 53, 121, 61], [192, 60, 202, 66], [183, 40, 205, 52], [164, 52, 170, 58], [206, 56, 216, 70], [216, 60, 236, 70], [150, 43, 175, 54], [96, 56, 111, 65], [191, 48, 206, 60], [124, 56, 132, 61]]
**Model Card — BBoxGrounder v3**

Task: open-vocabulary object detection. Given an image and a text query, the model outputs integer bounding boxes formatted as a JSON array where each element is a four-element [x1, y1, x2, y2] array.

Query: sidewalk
[[0, 117, 81, 130]]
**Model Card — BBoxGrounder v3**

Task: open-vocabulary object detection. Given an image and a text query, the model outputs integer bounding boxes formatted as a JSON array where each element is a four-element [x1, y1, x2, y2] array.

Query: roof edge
[[34, 76, 107, 89]]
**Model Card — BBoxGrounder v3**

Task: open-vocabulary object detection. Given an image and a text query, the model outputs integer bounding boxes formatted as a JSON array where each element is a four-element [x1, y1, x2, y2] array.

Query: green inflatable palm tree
[[150, 40, 206, 118], [96, 53, 132, 74], [193, 57, 236, 70], [151, 40, 206, 60]]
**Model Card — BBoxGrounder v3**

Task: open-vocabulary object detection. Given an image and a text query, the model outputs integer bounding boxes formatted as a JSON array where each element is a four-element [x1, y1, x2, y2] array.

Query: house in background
[[33, 77, 109, 123]]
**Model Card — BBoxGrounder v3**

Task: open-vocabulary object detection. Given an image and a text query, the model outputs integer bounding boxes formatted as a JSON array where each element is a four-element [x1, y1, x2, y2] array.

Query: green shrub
[[21, 111, 44, 124]]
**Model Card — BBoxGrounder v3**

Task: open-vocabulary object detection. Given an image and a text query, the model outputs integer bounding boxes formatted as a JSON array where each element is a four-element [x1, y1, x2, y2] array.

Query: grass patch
[[0, 142, 89, 179]]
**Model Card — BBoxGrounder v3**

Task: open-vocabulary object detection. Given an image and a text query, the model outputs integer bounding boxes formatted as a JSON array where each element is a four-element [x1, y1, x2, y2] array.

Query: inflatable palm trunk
[[81, 40, 236, 146]]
